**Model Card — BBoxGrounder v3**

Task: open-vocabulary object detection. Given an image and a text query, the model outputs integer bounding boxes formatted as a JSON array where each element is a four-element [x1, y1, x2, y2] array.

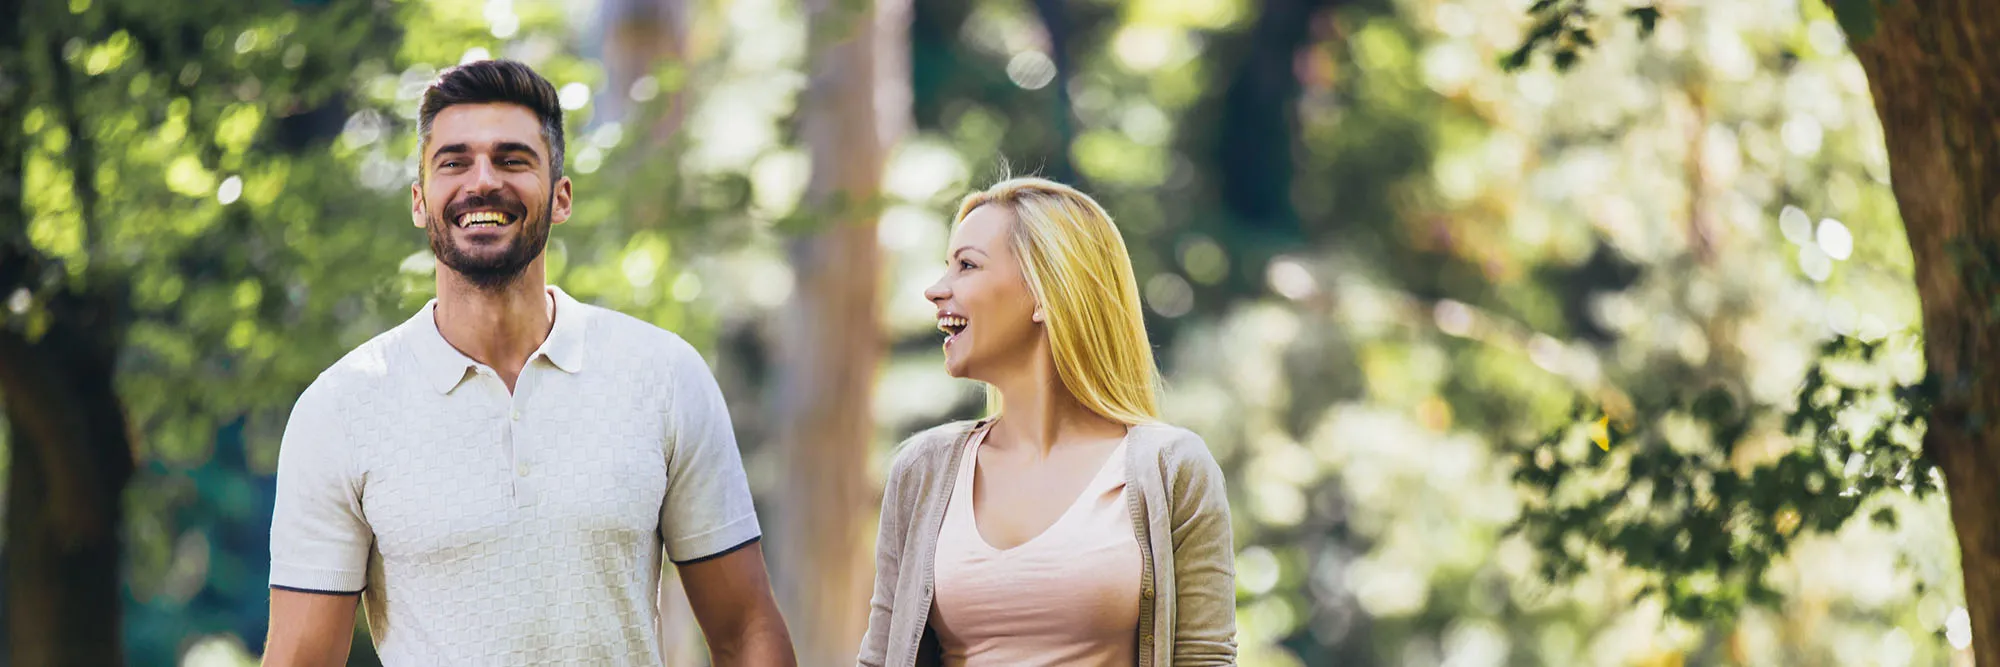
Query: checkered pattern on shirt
[[269, 289, 760, 665]]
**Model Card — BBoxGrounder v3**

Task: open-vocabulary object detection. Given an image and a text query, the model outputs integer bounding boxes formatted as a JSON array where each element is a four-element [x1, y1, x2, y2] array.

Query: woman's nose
[[924, 278, 949, 303]]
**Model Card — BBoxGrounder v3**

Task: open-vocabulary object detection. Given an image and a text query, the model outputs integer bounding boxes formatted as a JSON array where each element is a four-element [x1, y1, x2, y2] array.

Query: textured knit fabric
[[929, 425, 1142, 666], [859, 420, 1237, 667], [269, 286, 761, 665]]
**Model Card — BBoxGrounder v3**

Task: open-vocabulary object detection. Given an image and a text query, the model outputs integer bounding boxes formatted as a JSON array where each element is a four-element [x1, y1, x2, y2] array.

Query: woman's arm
[[1168, 440, 1238, 666], [856, 453, 917, 667]]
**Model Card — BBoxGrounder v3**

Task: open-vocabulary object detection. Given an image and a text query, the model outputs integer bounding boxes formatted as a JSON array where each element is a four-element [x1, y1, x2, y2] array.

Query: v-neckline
[[961, 424, 1131, 554]]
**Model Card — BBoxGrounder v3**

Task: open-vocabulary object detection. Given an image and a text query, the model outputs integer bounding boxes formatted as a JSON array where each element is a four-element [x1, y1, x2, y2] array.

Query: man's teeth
[[458, 211, 511, 227]]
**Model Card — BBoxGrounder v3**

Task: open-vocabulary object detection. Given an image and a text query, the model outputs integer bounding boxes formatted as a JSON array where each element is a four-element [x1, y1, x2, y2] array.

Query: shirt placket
[[472, 362, 538, 509], [506, 365, 538, 509]]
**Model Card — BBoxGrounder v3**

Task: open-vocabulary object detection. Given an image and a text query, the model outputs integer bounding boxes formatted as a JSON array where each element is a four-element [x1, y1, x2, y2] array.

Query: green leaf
[[1526, 15, 1566, 44], [1553, 49, 1579, 71], [1829, 0, 1879, 41], [1692, 386, 1736, 421], [1627, 6, 1662, 37], [1571, 27, 1597, 49]]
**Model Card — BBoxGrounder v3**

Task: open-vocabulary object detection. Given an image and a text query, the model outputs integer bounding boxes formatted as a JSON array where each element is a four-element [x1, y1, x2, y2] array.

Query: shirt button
[[510, 409, 521, 421], [516, 463, 530, 477]]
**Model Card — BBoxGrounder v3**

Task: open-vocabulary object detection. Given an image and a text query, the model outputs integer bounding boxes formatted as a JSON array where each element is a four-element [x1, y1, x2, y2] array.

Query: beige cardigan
[[856, 419, 1238, 667]]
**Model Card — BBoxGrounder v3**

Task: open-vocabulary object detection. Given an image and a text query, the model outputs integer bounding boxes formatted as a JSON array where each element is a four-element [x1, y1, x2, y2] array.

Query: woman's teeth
[[458, 211, 512, 228], [937, 315, 968, 335]]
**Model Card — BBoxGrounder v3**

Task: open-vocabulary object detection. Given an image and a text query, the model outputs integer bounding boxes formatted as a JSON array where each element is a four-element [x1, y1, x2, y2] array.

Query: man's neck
[[433, 263, 554, 392]]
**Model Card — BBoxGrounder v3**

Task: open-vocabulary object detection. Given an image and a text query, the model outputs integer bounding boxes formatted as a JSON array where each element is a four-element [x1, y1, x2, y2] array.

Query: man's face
[[411, 103, 571, 289]]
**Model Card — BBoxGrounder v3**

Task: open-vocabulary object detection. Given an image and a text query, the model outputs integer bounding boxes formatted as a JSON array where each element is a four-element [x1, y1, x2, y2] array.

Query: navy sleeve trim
[[270, 584, 364, 596], [671, 535, 761, 566]]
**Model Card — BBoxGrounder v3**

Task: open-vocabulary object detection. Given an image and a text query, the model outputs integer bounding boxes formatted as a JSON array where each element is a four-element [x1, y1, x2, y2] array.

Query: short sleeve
[[269, 381, 372, 593], [658, 341, 762, 563]]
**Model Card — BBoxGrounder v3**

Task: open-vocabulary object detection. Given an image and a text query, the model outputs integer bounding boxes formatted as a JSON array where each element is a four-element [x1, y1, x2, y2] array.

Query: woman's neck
[[985, 355, 1126, 457]]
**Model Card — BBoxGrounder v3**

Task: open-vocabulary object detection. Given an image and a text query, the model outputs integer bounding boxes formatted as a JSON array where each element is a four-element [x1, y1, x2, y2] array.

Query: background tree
[[767, 0, 910, 663], [1844, 6, 2000, 660], [2, 1, 402, 662], [1502, 0, 2000, 661]]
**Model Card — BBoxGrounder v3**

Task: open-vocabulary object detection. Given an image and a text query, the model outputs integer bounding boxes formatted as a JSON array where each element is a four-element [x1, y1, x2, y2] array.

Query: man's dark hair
[[417, 59, 565, 182]]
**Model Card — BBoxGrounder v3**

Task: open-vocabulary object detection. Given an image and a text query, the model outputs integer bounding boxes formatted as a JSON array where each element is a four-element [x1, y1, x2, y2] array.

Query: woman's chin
[[941, 353, 972, 379]]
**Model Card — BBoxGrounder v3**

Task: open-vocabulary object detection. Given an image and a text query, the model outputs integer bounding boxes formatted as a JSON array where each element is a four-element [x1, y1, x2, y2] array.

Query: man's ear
[[550, 176, 573, 225], [410, 181, 427, 228]]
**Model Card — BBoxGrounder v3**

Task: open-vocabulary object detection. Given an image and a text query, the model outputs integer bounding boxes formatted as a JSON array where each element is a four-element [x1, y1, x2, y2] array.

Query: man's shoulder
[[576, 303, 704, 368], [285, 322, 424, 426], [308, 324, 416, 395]]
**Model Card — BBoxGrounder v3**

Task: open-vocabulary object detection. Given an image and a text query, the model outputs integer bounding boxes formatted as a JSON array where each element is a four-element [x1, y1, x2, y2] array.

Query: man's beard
[[425, 192, 551, 291]]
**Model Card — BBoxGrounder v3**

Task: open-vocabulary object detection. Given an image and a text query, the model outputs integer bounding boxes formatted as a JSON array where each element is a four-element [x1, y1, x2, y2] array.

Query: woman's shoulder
[[1128, 422, 1215, 460], [887, 419, 984, 479], [1127, 422, 1226, 485]]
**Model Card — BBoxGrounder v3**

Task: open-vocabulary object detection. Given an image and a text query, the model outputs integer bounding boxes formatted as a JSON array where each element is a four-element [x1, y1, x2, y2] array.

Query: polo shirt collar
[[408, 285, 589, 395], [538, 286, 586, 374]]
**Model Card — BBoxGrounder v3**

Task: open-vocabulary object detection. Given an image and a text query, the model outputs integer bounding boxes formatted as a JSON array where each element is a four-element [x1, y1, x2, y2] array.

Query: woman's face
[[926, 204, 1043, 381]]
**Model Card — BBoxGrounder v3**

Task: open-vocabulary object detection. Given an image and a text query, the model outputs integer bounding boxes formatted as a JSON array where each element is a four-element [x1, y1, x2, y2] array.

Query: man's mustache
[[441, 193, 529, 222]]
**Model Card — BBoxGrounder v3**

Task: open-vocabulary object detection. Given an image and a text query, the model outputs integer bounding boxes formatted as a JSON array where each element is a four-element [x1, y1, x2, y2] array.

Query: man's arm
[[266, 379, 372, 666], [263, 589, 359, 667], [679, 540, 796, 666]]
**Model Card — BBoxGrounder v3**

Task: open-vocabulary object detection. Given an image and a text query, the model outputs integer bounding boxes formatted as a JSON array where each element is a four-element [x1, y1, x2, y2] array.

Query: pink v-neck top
[[928, 427, 1144, 666]]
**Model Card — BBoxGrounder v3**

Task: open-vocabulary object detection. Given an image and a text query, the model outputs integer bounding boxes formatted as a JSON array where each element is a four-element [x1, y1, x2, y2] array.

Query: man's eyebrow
[[429, 142, 543, 163], [431, 143, 469, 161], [494, 142, 542, 160]]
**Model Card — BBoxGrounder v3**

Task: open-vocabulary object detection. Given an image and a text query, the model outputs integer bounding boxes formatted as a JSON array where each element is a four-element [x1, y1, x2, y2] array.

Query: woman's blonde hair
[[953, 177, 1160, 426]]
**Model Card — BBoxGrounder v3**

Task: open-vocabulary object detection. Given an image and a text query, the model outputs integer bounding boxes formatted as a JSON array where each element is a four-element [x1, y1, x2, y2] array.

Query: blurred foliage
[[1501, 0, 1660, 72], [3, 0, 1975, 664], [1134, 0, 1957, 663], [1504, 1, 1891, 73], [1510, 335, 1938, 624], [8, 0, 405, 660]]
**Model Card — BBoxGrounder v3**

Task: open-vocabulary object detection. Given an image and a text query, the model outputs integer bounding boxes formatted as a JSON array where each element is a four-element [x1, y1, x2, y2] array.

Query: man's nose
[[469, 157, 504, 192]]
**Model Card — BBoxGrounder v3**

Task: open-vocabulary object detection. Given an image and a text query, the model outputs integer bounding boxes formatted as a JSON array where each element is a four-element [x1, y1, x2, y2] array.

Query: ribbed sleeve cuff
[[668, 514, 762, 564], [270, 562, 366, 594]]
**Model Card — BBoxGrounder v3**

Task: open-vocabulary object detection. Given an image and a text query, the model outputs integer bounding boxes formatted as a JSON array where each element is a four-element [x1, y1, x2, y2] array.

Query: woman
[[857, 177, 1236, 667]]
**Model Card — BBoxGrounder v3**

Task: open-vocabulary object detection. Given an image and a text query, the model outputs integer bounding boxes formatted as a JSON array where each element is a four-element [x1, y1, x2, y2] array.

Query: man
[[264, 59, 796, 666]]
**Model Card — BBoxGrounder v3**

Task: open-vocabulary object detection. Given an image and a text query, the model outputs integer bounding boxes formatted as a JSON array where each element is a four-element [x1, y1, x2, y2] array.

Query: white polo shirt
[[269, 286, 761, 665]]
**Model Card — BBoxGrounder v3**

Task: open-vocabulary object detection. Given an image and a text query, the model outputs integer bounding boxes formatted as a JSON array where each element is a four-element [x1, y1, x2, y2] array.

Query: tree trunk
[[1215, 0, 1329, 239], [0, 3, 134, 660], [598, 0, 691, 147], [1844, 2, 2000, 662], [0, 301, 135, 666], [771, 0, 907, 663]]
